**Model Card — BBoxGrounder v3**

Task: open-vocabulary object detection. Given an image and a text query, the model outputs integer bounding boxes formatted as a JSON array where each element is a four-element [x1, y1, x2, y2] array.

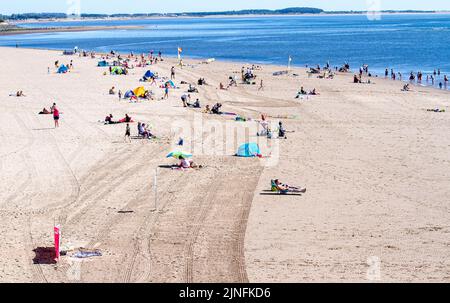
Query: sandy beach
[[0, 47, 449, 283]]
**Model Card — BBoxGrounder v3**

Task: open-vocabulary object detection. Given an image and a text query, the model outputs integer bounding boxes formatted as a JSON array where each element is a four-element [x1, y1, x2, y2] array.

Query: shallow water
[[2, 14, 450, 88]]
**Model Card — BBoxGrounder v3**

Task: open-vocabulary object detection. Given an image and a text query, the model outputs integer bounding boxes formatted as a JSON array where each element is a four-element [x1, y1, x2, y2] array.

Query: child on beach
[[163, 84, 169, 99], [124, 123, 131, 143]]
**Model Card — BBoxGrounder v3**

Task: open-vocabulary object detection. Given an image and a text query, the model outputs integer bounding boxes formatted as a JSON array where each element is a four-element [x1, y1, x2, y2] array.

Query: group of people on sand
[[39, 103, 60, 128], [295, 87, 319, 98], [180, 94, 201, 108], [137, 122, 154, 139], [257, 114, 288, 139]]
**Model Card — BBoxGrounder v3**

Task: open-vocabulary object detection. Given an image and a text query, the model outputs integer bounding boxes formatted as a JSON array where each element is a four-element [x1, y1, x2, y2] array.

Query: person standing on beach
[[181, 94, 190, 107], [124, 123, 131, 143], [53, 104, 60, 128], [163, 84, 169, 100], [118, 90, 122, 100], [171, 66, 176, 80]]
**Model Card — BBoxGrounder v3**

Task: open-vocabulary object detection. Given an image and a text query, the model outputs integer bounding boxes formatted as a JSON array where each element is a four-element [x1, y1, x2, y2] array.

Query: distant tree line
[[0, 8, 324, 20], [0, 8, 439, 21]]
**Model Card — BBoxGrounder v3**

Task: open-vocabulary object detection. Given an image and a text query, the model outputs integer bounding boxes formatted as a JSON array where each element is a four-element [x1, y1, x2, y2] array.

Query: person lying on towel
[[39, 108, 51, 115], [273, 179, 306, 194]]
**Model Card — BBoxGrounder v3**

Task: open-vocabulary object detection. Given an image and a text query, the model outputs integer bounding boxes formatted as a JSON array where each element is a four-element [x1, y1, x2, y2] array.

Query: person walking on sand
[[53, 104, 60, 128], [124, 123, 131, 143], [258, 79, 264, 91]]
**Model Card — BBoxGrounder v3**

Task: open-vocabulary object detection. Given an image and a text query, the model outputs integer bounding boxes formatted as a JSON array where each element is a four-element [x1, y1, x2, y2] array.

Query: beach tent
[[144, 70, 155, 78], [124, 90, 135, 98], [98, 60, 109, 67], [236, 143, 261, 158], [165, 80, 176, 88], [57, 65, 69, 74], [111, 66, 124, 75], [133, 86, 146, 98]]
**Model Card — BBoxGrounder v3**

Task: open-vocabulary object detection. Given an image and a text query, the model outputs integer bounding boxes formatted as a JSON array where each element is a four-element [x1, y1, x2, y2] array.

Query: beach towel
[[73, 250, 102, 258]]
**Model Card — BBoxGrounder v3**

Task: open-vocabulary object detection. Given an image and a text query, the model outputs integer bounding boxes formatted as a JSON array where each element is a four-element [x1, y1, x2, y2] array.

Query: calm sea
[[2, 14, 450, 86]]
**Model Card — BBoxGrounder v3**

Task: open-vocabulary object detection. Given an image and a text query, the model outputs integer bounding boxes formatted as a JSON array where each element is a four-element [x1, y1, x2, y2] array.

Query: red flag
[[54, 225, 61, 262]]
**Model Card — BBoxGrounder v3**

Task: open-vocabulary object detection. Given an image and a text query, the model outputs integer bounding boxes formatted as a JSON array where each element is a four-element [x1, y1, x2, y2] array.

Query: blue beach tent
[[124, 90, 135, 98], [236, 143, 261, 158], [57, 65, 69, 74], [144, 70, 155, 78], [98, 60, 109, 67]]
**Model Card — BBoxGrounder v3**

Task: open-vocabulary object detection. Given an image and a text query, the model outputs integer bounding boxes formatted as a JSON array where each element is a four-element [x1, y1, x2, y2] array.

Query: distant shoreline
[[0, 25, 144, 36], [7, 11, 450, 25]]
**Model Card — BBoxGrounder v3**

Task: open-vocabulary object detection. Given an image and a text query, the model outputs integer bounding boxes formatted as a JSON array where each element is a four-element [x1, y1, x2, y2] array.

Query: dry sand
[[0, 47, 449, 282]]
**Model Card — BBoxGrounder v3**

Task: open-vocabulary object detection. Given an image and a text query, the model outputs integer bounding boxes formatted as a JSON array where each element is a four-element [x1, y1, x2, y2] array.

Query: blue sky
[[2, 0, 450, 14]]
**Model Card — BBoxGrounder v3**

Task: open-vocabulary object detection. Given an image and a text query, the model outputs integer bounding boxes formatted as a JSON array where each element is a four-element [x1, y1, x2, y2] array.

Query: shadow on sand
[[32, 247, 56, 265]]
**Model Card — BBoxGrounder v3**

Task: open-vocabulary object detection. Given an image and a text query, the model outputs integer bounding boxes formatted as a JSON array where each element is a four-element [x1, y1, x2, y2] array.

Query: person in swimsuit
[[53, 106, 60, 128]]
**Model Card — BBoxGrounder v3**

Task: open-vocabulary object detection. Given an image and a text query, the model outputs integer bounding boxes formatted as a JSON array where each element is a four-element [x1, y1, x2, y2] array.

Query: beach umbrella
[[166, 151, 192, 159]]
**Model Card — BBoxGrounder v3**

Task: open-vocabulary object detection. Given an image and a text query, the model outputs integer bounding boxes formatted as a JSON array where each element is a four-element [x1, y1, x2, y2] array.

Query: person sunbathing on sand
[[39, 108, 51, 115], [173, 156, 202, 170], [402, 84, 411, 91], [309, 88, 319, 95], [273, 179, 306, 193], [203, 105, 211, 114], [295, 87, 308, 98], [105, 114, 118, 124], [10, 91, 26, 97], [109, 87, 116, 95], [211, 103, 222, 114], [187, 99, 201, 108]]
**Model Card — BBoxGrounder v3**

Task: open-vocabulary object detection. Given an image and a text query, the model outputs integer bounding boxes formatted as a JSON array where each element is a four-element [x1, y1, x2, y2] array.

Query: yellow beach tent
[[133, 86, 146, 98]]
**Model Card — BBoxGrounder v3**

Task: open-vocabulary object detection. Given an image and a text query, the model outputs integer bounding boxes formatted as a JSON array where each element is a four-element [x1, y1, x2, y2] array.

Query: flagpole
[[153, 167, 158, 211]]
